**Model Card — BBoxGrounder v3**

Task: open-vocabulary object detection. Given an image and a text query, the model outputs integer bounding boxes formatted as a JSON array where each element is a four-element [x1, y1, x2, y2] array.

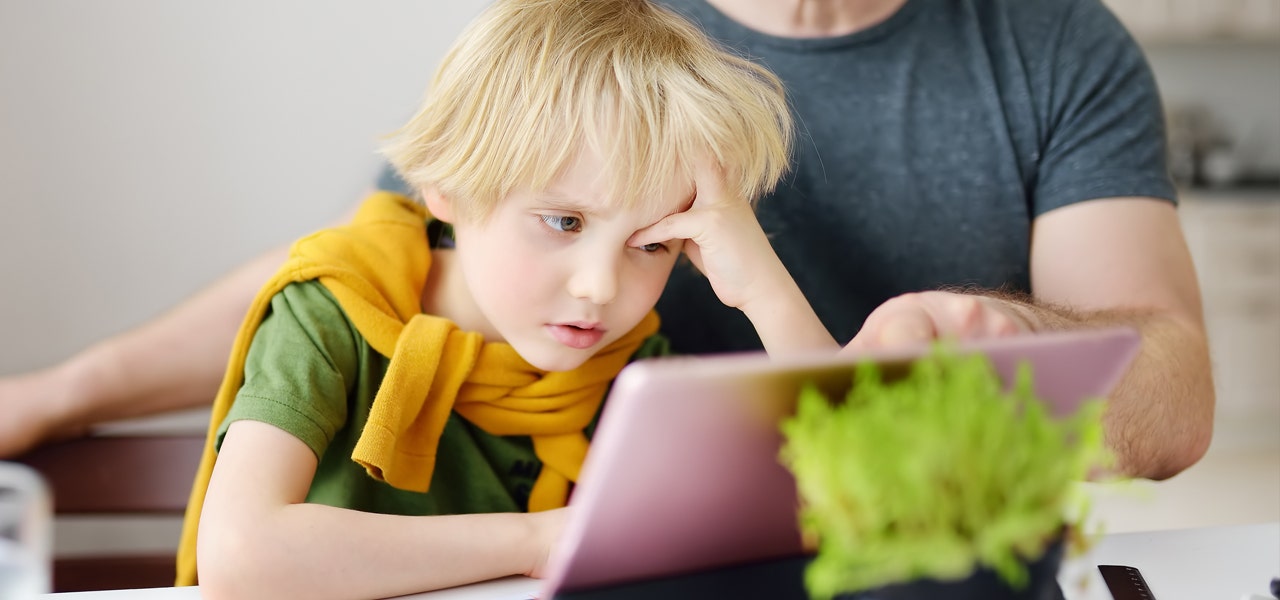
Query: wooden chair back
[[14, 434, 205, 592]]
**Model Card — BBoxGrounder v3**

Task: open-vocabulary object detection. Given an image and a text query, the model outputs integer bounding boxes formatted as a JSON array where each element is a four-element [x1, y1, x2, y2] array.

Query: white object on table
[[1, 462, 53, 598]]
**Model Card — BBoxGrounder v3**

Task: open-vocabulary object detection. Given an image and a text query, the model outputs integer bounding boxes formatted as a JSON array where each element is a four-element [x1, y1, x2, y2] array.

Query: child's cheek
[[625, 257, 678, 310]]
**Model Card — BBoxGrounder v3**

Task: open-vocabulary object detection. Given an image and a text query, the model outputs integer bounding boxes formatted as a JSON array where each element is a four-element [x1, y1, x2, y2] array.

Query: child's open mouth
[[546, 323, 605, 349]]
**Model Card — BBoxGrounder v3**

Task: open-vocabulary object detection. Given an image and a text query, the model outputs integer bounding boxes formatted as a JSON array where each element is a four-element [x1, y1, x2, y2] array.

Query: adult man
[[0, 0, 1212, 480]]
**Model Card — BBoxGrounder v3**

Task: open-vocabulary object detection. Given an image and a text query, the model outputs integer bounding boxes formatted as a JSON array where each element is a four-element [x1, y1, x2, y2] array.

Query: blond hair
[[382, 0, 792, 222]]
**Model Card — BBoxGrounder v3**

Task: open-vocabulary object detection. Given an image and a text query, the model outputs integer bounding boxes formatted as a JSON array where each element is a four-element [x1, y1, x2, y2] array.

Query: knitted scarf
[[175, 191, 658, 584]]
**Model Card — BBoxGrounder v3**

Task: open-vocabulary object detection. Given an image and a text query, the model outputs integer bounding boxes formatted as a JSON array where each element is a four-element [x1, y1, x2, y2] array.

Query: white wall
[[0, 1, 488, 374]]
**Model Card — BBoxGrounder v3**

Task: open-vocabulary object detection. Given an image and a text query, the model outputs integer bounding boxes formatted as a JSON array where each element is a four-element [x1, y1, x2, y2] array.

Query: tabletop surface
[[39, 521, 1280, 600], [1058, 521, 1278, 600]]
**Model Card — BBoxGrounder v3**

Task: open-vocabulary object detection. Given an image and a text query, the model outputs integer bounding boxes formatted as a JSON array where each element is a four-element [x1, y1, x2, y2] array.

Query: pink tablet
[[541, 327, 1141, 596]]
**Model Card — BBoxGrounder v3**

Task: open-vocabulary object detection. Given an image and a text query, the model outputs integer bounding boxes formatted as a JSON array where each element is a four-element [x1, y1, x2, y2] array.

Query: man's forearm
[[55, 243, 292, 430], [1005, 297, 1215, 480]]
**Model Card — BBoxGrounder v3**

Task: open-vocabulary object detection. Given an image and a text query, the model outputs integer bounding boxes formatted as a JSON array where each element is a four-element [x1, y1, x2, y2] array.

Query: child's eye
[[639, 242, 666, 253], [541, 215, 582, 232]]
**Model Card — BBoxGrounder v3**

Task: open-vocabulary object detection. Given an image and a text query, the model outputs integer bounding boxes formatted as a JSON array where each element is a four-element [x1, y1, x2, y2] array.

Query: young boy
[[182, 1, 836, 598]]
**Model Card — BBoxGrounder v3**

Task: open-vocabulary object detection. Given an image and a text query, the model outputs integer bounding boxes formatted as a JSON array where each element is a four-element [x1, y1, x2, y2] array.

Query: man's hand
[[844, 290, 1037, 353], [0, 366, 88, 457]]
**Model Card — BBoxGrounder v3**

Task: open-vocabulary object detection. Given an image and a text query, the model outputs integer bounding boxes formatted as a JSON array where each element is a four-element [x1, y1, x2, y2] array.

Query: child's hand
[[630, 161, 838, 356], [629, 161, 784, 312], [524, 507, 571, 579]]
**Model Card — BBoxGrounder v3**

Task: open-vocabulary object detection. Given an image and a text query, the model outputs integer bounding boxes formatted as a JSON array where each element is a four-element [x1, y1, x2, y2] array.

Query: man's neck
[[705, 0, 908, 38]]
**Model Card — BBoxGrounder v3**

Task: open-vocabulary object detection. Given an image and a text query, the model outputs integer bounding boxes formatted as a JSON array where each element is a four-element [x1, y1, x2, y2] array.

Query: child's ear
[[421, 186, 455, 223]]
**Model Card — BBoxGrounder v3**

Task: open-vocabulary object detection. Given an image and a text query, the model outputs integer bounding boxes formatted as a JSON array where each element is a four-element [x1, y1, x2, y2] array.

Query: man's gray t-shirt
[[650, 0, 1175, 354], [378, 0, 1175, 355]]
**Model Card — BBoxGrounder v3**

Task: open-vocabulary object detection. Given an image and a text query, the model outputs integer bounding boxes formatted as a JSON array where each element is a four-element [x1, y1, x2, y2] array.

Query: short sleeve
[[216, 281, 361, 459], [1033, 0, 1176, 215], [376, 163, 413, 196]]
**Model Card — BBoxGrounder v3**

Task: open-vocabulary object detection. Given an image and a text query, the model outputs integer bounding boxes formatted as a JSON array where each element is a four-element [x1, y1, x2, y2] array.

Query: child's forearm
[[739, 260, 839, 357], [198, 505, 546, 600]]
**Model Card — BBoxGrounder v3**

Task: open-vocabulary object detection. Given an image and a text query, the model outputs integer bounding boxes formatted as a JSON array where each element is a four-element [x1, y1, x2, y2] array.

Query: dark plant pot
[[554, 539, 1065, 600], [837, 539, 1065, 600]]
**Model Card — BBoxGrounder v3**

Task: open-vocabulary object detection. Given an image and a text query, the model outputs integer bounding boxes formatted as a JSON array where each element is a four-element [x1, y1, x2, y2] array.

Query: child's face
[[443, 148, 691, 372]]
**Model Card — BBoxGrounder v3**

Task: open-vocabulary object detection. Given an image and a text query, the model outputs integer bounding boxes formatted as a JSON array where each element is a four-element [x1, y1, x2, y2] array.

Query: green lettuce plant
[[779, 345, 1109, 600]]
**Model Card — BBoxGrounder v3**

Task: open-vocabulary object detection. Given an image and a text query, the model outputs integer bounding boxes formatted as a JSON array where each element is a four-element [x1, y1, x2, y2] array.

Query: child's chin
[[518, 348, 591, 373]]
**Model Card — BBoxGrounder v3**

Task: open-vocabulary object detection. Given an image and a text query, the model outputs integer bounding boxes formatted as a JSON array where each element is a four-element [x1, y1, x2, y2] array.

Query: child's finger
[[689, 157, 732, 208], [627, 211, 706, 248]]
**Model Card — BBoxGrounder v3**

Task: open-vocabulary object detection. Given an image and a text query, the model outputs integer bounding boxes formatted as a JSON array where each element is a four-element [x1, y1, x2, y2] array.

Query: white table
[[39, 576, 541, 600], [40, 521, 1280, 600], [1058, 521, 1279, 600]]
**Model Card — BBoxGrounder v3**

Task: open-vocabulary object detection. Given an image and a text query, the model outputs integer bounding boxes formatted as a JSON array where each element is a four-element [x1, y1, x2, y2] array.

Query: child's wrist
[[739, 277, 837, 355], [521, 510, 554, 578], [738, 265, 808, 321]]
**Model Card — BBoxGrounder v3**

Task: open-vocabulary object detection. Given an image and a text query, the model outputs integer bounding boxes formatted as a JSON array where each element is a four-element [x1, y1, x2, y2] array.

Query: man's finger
[[848, 303, 937, 350], [877, 312, 936, 347]]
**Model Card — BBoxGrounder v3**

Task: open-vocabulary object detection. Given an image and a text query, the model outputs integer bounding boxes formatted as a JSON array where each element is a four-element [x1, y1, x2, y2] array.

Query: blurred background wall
[[1, 0, 489, 374]]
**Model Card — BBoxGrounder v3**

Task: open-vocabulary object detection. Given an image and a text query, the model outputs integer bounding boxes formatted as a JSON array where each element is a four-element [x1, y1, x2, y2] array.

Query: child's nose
[[567, 256, 619, 306]]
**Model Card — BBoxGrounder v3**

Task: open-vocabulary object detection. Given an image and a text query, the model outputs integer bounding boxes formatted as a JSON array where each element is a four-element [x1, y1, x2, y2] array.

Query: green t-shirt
[[216, 280, 670, 515]]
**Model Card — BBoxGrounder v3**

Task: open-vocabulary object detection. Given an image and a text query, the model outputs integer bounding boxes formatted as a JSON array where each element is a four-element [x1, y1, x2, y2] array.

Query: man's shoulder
[[964, 0, 1117, 45], [970, 0, 1102, 23], [954, 0, 1140, 87], [973, 0, 1131, 47], [651, 0, 700, 14], [651, 0, 720, 29]]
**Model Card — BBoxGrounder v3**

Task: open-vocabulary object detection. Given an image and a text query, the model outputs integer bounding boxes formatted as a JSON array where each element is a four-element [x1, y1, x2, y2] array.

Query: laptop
[[538, 327, 1142, 599]]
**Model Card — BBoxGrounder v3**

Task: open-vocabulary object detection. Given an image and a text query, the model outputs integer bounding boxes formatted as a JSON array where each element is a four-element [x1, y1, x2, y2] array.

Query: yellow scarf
[[175, 191, 659, 585]]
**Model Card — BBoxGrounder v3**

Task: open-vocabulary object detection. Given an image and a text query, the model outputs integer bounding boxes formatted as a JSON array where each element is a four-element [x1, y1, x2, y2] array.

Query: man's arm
[[0, 204, 359, 458], [846, 197, 1214, 480], [0, 244, 286, 458], [1025, 196, 1213, 480]]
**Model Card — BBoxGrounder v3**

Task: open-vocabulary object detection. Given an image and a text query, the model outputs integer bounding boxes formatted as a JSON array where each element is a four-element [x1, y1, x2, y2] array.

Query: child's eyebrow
[[535, 192, 600, 216]]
